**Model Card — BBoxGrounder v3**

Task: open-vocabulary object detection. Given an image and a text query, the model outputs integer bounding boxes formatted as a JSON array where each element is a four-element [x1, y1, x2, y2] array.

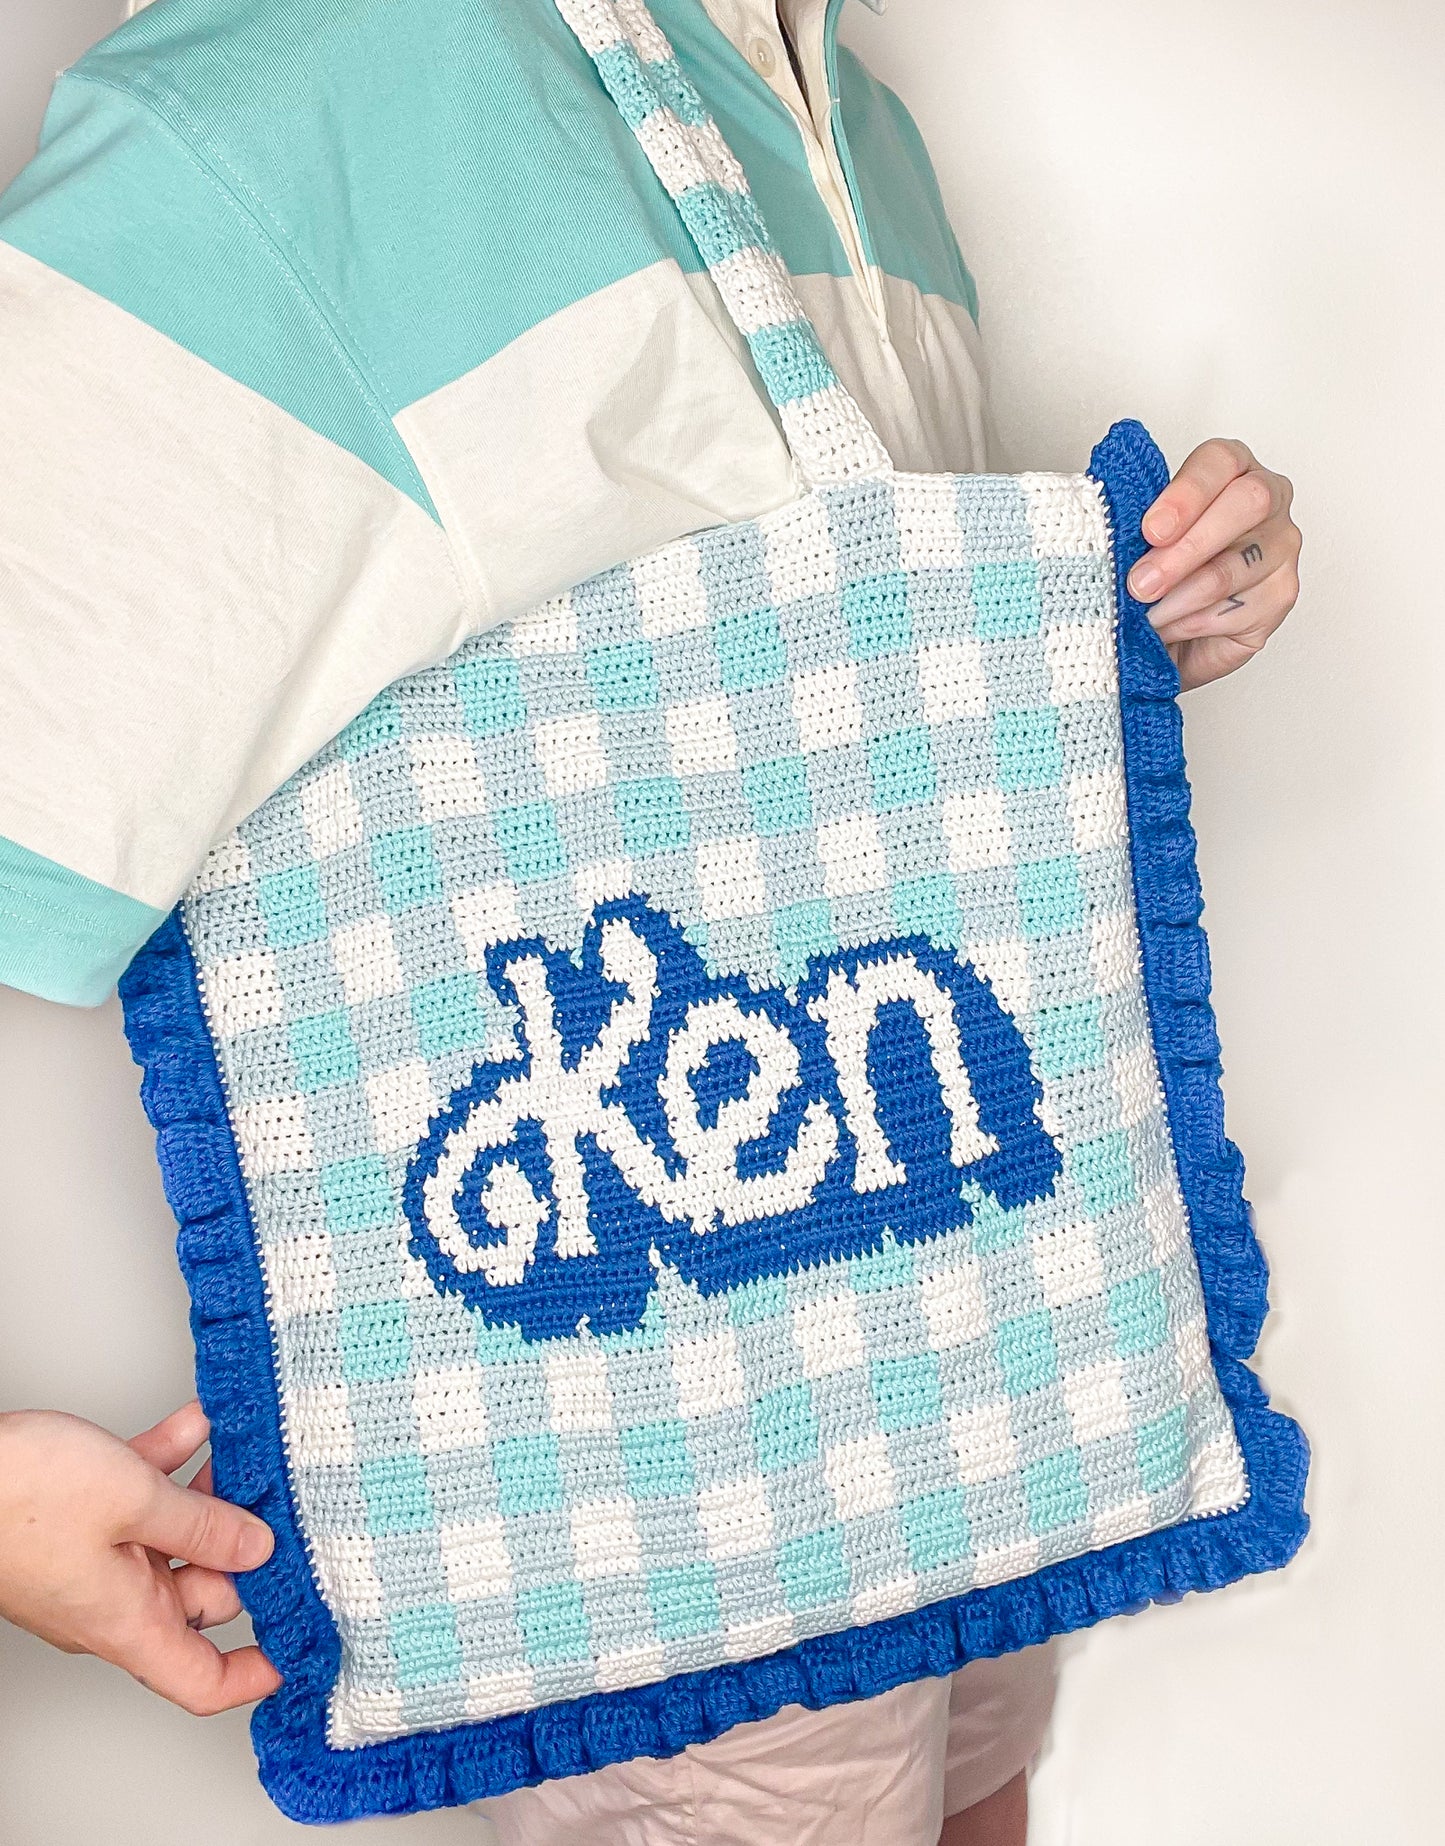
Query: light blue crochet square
[[615, 777, 691, 855], [900, 1487, 970, 1572], [647, 1562, 721, 1639], [869, 727, 937, 810], [455, 657, 525, 737], [843, 573, 911, 660], [771, 897, 835, 984], [361, 1454, 435, 1537], [776, 1526, 849, 1611], [994, 708, 1065, 792], [1023, 1450, 1089, 1534], [743, 756, 812, 835], [1016, 856, 1085, 937], [515, 1582, 591, 1665], [716, 605, 787, 690], [1073, 1132, 1138, 1217], [1108, 1272, 1170, 1359], [1136, 1405, 1189, 1493], [1032, 999, 1107, 1078], [751, 1383, 818, 1471], [290, 1009, 361, 1092], [320, 1154, 394, 1233], [390, 1604, 464, 1690], [587, 640, 661, 712], [891, 873, 961, 945], [996, 1311, 1059, 1396], [620, 1422, 694, 1499], [872, 1354, 943, 1433], [257, 864, 327, 948], [972, 560, 1043, 639], [372, 828, 446, 912], [411, 971, 488, 1058], [340, 1299, 411, 1383], [493, 1433, 565, 1516]]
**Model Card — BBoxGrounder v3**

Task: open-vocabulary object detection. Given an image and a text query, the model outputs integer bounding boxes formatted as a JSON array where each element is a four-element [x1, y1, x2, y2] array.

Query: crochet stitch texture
[[119, 0, 1308, 1821]]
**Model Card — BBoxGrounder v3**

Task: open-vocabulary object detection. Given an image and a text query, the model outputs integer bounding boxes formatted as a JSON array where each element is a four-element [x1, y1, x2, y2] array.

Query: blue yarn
[[118, 420, 1309, 1825]]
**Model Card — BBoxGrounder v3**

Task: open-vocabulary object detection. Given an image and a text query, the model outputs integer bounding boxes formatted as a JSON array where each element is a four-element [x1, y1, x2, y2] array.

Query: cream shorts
[[475, 1644, 1056, 1846]]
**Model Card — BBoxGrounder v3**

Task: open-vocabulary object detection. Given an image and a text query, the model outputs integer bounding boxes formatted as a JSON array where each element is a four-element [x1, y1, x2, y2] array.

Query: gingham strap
[[555, 0, 894, 487]]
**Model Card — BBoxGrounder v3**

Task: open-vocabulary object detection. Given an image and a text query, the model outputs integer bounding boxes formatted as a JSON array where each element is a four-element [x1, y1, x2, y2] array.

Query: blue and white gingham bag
[[120, 0, 1308, 1821]]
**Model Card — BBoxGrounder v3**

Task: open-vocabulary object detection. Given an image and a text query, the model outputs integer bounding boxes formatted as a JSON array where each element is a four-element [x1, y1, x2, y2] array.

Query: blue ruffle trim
[[118, 418, 1308, 1824]]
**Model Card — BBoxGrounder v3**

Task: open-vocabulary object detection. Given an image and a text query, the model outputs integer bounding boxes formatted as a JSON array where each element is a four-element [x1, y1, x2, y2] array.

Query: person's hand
[[1126, 438, 1302, 691], [0, 1400, 281, 1715]]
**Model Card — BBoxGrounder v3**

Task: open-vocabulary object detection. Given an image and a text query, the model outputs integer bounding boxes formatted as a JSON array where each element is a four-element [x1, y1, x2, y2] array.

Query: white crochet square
[[695, 835, 768, 919], [918, 637, 988, 724], [595, 1643, 669, 1692], [1144, 1183, 1191, 1267], [1044, 619, 1114, 704], [202, 949, 286, 1036], [333, 915, 406, 1005], [569, 1498, 644, 1581], [440, 1516, 514, 1603], [894, 475, 967, 571], [824, 1432, 898, 1519], [1031, 1222, 1105, 1309], [573, 856, 636, 912], [1068, 766, 1128, 853], [697, 1475, 775, 1561], [670, 1327, 747, 1417], [284, 1382, 356, 1467], [365, 1059, 436, 1153], [634, 543, 708, 639], [464, 1667, 537, 1722], [792, 660, 862, 751], [1112, 1044, 1163, 1130], [1089, 910, 1138, 995], [262, 1232, 335, 1319], [966, 937, 1032, 1014], [452, 883, 523, 968], [1062, 1360, 1133, 1444], [408, 733, 489, 820], [816, 812, 888, 897], [851, 1575, 919, 1625], [310, 1534, 385, 1621], [413, 1365, 490, 1454], [511, 595, 579, 655], [791, 1290, 866, 1379], [973, 1536, 1041, 1589], [765, 493, 838, 603], [234, 1094, 315, 1176], [942, 788, 1013, 872], [665, 693, 737, 775], [299, 761, 364, 858], [947, 1401, 1020, 1485], [919, 1256, 990, 1349], [545, 1345, 616, 1433], [532, 712, 608, 797]]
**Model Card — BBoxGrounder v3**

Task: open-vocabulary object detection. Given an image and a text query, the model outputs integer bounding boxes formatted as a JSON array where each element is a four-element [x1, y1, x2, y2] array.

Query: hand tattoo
[[1240, 542, 1264, 568], [1221, 594, 1247, 615]]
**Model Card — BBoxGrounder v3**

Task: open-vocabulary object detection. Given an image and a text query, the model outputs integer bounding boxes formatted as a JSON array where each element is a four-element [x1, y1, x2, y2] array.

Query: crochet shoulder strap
[[555, 0, 894, 487]]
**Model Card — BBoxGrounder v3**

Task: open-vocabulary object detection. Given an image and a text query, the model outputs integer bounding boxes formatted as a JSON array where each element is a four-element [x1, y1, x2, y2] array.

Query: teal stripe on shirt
[[0, 836, 165, 1007], [12, 0, 972, 427]]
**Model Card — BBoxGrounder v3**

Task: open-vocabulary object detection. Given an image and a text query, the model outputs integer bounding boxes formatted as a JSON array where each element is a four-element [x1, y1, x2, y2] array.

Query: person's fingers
[[1129, 468, 1291, 602], [170, 1563, 244, 1631], [1168, 563, 1299, 690], [127, 1402, 209, 1475], [122, 1471, 273, 1575], [1155, 559, 1299, 649], [188, 1459, 214, 1497], [1139, 437, 1257, 547], [1147, 513, 1301, 630], [114, 1617, 282, 1717]]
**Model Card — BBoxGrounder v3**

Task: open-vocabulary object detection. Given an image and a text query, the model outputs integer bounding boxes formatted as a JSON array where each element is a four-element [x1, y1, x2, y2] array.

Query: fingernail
[[1129, 561, 1163, 599], [237, 1520, 274, 1570], [1146, 506, 1180, 543]]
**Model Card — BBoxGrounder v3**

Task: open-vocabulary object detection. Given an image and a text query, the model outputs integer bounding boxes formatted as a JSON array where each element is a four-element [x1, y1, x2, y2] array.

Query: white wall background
[[1, 2, 1441, 1842]]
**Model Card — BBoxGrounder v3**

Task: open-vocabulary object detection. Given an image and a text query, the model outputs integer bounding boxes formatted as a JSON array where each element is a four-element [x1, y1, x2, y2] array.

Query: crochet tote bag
[[119, 0, 1308, 1821]]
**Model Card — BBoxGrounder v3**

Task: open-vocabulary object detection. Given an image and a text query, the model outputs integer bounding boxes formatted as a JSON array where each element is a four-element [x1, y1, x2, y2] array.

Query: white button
[[749, 35, 777, 78]]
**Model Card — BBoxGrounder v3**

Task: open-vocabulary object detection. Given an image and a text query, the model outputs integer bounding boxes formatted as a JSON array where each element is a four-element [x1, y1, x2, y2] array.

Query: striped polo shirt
[[0, 0, 988, 1007]]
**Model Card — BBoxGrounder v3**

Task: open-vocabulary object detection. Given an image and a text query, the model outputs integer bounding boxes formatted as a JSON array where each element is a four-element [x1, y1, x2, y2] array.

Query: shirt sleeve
[[0, 72, 466, 1006]]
